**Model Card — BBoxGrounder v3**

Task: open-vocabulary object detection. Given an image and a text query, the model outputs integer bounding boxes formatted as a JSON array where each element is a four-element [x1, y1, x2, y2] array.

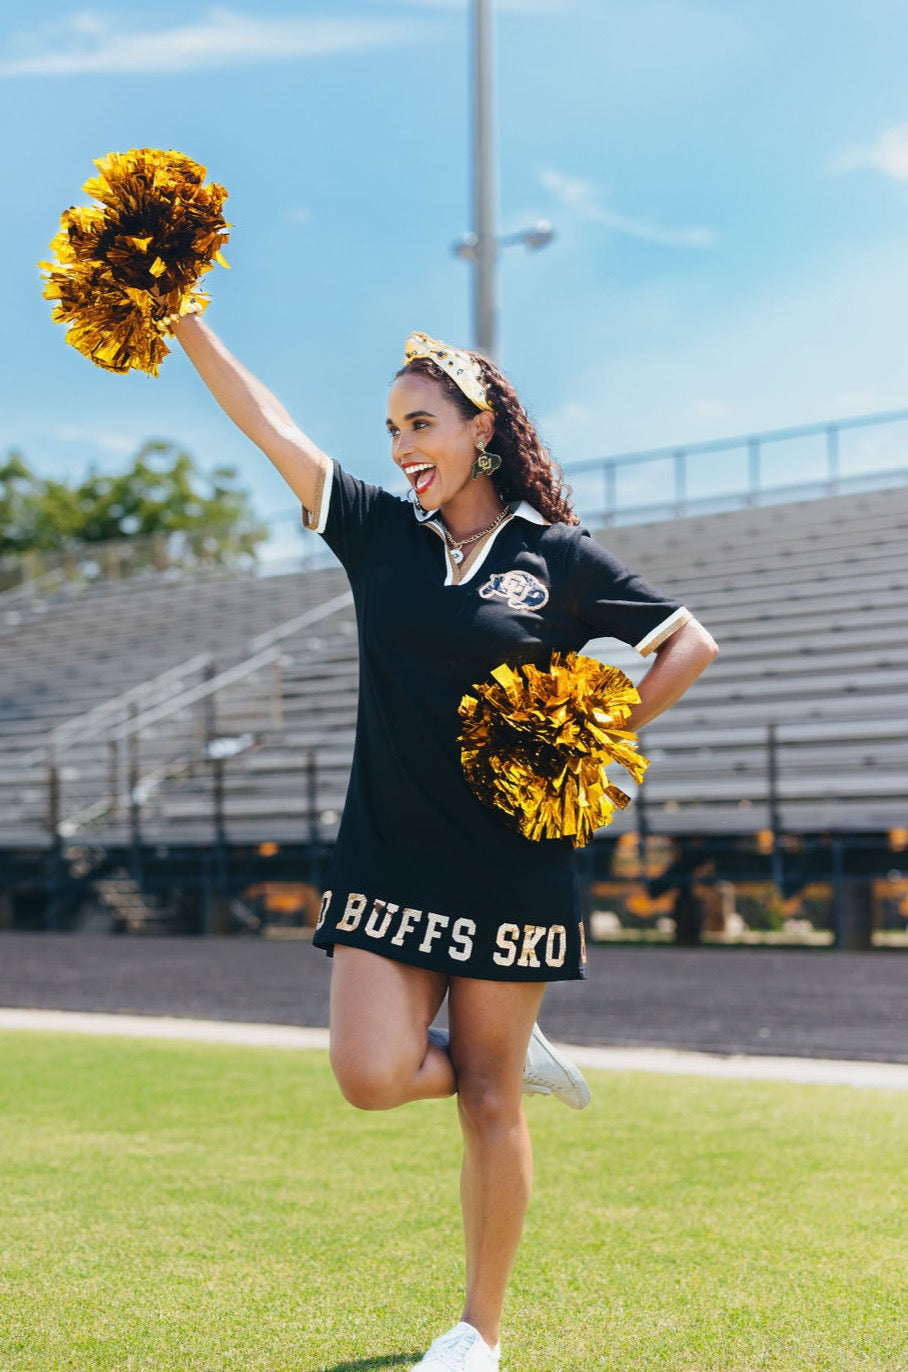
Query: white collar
[[408, 490, 548, 526], [510, 499, 548, 525]]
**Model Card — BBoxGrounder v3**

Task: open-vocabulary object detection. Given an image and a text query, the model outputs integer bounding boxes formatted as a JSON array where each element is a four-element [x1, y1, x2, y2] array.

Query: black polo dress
[[306, 460, 690, 982]]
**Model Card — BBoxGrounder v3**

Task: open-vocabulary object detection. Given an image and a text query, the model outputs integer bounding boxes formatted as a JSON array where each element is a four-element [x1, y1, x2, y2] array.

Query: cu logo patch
[[478, 569, 550, 610]]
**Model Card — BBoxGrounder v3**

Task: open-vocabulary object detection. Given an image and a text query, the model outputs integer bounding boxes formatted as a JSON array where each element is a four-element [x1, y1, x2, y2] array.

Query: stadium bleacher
[[1, 481, 906, 861], [589, 484, 908, 834]]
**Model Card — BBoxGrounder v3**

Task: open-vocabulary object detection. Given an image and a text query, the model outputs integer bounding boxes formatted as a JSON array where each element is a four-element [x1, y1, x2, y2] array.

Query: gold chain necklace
[[439, 506, 511, 564]]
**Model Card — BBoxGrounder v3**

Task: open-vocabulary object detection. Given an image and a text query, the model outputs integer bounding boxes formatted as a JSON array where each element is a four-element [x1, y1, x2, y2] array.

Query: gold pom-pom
[[39, 148, 230, 376], [458, 652, 649, 847]]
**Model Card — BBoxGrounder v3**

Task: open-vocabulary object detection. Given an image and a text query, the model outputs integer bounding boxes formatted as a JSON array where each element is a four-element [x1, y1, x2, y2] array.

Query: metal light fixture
[[452, 220, 555, 261]]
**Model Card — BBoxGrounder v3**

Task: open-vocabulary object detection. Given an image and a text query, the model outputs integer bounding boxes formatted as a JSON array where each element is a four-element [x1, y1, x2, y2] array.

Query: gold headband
[[403, 331, 493, 412]]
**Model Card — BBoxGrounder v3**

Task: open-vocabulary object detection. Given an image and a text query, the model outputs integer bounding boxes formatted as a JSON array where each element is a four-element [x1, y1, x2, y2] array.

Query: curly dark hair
[[395, 353, 578, 525]]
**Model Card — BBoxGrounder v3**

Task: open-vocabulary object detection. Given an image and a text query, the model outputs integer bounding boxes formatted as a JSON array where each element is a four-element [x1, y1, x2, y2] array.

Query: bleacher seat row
[[1, 483, 906, 847]]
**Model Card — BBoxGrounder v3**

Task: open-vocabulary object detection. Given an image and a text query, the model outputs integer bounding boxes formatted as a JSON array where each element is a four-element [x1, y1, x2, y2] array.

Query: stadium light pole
[[452, 0, 555, 359], [473, 0, 495, 355]]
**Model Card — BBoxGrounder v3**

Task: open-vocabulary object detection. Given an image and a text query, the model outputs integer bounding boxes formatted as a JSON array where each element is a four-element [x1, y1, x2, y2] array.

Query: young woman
[[170, 316, 718, 1371]]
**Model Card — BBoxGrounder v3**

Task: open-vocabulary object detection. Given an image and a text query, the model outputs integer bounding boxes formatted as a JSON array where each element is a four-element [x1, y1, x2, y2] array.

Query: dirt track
[[0, 933, 905, 1063]]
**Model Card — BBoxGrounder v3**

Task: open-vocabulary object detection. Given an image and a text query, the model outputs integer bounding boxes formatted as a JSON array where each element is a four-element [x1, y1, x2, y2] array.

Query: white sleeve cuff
[[301, 455, 334, 534], [635, 606, 691, 657]]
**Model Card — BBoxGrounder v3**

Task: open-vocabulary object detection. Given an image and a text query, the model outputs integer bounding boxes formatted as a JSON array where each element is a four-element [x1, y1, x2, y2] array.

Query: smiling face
[[386, 370, 495, 513]]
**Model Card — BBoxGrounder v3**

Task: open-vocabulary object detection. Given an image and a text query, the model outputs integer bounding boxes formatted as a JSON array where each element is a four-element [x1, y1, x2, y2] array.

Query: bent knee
[[456, 1075, 523, 1132], [330, 1050, 411, 1111]]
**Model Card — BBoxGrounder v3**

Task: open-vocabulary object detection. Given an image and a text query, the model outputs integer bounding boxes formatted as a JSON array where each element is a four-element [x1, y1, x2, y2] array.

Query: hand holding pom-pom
[[458, 651, 649, 847], [39, 148, 230, 376]]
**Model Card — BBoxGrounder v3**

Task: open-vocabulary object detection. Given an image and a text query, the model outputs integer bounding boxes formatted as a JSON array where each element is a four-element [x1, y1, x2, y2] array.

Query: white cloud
[[540, 167, 718, 249], [69, 12, 107, 39], [0, 8, 417, 77], [51, 425, 140, 457], [287, 207, 313, 225], [832, 123, 908, 181]]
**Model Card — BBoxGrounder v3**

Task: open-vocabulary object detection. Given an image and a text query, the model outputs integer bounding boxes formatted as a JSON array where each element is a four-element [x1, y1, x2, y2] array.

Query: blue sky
[[3, 0, 908, 548]]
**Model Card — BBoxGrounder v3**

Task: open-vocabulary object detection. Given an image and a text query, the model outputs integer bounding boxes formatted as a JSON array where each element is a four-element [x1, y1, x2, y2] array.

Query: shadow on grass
[[318, 1356, 419, 1372]]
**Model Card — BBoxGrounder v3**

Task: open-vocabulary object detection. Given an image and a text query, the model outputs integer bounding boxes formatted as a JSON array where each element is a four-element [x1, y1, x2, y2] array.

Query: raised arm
[[170, 313, 328, 516]]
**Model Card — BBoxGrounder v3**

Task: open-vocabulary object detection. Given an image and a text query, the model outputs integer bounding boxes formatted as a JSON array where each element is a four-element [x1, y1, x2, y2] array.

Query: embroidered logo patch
[[479, 569, 549, 610]]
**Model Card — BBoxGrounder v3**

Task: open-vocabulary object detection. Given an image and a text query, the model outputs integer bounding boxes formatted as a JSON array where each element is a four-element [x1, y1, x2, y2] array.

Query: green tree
[[0, 442, 266, 561], [0, 451, 40, 551]]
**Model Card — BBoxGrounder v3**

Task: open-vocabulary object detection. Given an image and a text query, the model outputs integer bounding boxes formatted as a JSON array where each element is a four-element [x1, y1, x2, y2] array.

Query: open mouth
[[404, 463, 436, 496]]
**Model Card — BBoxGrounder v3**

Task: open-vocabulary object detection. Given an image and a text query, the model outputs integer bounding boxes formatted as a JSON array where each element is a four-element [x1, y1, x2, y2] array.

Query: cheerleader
[[169, 318, 718, 1371]]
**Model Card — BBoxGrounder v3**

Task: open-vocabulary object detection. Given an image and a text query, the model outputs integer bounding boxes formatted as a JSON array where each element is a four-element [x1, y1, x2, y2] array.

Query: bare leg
[[448, 978, 546, 1349], [329, 946, 455, 1110]]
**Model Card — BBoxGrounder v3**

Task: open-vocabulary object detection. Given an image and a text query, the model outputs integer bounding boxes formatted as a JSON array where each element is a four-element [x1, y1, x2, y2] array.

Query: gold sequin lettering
[[337, 892, 368, 932], [518, 925, 546, 968], [419, 911, 450, 954], [365, 899, 398, 940], [391, 907, 423, 945], [316, 890, 332, 931], [492, 922, 520, 967], [449, 917, 476, 962], [545, 925, 567, 967]]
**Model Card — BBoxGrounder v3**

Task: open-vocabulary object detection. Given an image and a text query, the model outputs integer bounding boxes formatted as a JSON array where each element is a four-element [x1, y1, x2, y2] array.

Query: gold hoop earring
[[471, 440, 502, 480]]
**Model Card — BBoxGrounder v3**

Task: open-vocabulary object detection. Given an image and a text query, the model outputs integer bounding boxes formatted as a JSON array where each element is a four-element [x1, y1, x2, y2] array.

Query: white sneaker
[[428, 1023, 590, 1110], [523, 1023, 591, 1109], [410, 1321, 500, 1371]]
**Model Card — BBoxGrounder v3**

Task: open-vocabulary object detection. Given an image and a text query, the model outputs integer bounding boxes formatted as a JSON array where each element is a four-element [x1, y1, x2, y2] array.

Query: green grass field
[[1, 1031, 906, 1372]]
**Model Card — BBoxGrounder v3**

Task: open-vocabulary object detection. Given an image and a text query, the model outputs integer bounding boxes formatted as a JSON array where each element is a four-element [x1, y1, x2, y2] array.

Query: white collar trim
[[511, 499, 548, 525], [408, 491, 548, 526]]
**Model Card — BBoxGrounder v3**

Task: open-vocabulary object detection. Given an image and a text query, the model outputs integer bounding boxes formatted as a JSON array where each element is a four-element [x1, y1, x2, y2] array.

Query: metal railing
[[561, 407, 908, 525], [26, 653, 212, 765], [38, 590, 354, 839], [0, 525, 263, 603], [5, 409, 907, 602]]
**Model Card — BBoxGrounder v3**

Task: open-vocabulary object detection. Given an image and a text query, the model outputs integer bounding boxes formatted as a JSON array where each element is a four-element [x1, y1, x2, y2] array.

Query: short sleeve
[[569, 528, 691, 657], [302, 458, 400, 578]]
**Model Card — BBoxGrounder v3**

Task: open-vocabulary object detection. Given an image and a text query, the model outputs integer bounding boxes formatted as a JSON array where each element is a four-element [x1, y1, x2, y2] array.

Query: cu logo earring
[[478, 570, 550, 610]]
